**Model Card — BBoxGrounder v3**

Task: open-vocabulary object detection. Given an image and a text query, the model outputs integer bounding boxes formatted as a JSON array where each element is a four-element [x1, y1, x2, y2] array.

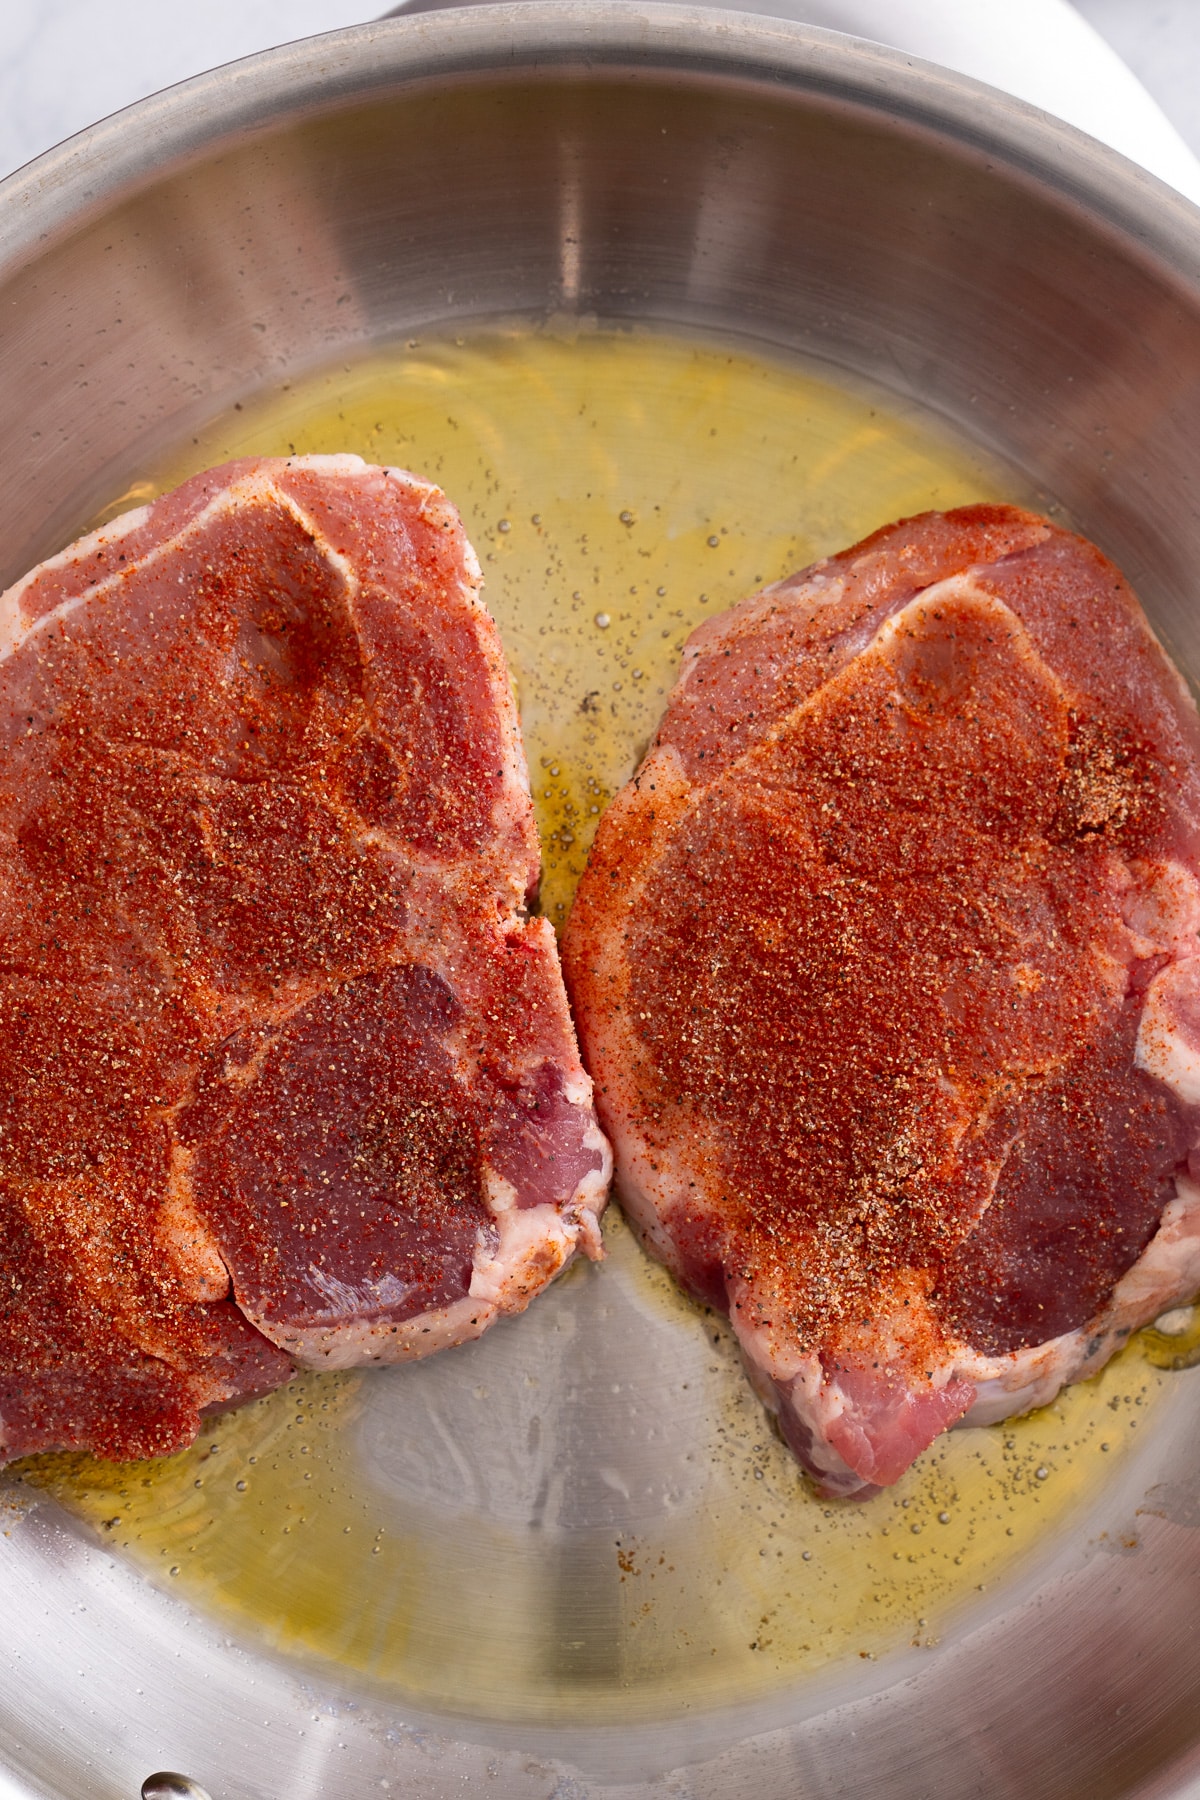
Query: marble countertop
[[1074, 0, 1200, 158], [1, 0, 1198, 196]]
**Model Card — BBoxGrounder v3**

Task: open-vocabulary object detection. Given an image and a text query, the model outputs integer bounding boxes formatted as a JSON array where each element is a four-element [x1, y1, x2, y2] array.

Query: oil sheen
[[17, 326, 1192, 1724]]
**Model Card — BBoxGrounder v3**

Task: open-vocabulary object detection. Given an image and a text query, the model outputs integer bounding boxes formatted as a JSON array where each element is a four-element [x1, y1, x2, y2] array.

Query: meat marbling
[[564, 505, 1200, 1497], [0, 454, 609, 1466]]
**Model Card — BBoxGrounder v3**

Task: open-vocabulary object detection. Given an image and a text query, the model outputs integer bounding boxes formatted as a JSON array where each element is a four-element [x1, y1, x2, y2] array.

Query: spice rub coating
[[0, 455, 609, 1466], [564, 505, 1200, 1496]]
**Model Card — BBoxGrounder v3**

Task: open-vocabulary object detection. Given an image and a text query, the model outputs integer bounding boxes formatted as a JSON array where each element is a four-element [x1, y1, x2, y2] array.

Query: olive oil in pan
[[24, 1218, 1183, 1724], [18, 327, 1192, 1722]]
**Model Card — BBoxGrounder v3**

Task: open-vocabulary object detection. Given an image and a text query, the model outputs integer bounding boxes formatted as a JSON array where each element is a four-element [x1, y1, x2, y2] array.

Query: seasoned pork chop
[[564, 506, 1200, 1496], [0, 455, 609, 1465]]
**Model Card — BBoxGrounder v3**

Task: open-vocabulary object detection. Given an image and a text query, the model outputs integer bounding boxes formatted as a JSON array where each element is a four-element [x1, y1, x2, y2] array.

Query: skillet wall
[[1, 8, 1200, 656], [3, 11, 1200, 1800]]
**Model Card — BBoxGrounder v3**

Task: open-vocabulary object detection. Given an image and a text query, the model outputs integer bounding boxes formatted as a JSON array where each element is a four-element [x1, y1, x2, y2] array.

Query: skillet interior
[[3, 10, 1200, 1797]]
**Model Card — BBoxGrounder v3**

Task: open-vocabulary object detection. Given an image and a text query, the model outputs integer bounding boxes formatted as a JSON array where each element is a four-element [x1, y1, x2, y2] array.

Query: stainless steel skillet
[[3, 9, 1200, 1797]]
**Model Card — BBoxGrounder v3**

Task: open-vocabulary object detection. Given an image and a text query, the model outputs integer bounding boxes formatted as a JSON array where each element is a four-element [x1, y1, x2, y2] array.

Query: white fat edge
[[569, 1166, 610, 1260], [0, 464, 333, 669], [273, 1291, 498, 1371], [611, 1152, 676, 1269], [1102, 1173, 1200, 1323], [377, 459, 456, 511], [796, 1448, 870, 1499], [0, 500, 152, 633], [335, 462, 487, 621], [674, 568, 847, 696], [289, 452, 368, 477], [491, 685, 536, 847], [545, 1105, 614, 1260], [587, 741, 692, 908], [381, 467, 535, 853], [763, 565, 843, 607], [0, 505, 151, 664], [732, 570, 1005, 694], [1121, 858, 1200, 955], [500, 709, 534, 806], [870, 573, 1024, 655], [738, 1349, 866, 1498], [703, 576, 1040, 794], [1136, 957, 1200, 1104], [275, 482, 532, 907], [561, 1067, 596, 1110], [240, 1183, 526, 1370], [955, 1173, 1200, 1427], [568, 745, 692, 1229], [266, 476, 361, 601], [724, 1272, 813, 1390], [729, 1257, 984, 1455], [776, 1390, 866, 1497], [1154, 1306, 1195, 1334], [733, 1265, 968, 1398], [378, 467, 532, 828], [468, 1193, 573, 1309], [581, 1116, 614, 1182], [956, 1335, 1078, 1428], [408, 478, 483, 589], [721, 1252, 930, 1493], [376, 459, 483, 598], [483, 1169, 520, 1215], [607, 1118, 712, 1287], [634, 737, 691, 793], [808, 571, 1054, 699]]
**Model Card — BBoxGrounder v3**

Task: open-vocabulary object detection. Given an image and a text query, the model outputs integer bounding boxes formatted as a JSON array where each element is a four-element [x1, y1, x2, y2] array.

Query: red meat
[[564, 506, 1200, 1496], [0, 455, 609, 1465]]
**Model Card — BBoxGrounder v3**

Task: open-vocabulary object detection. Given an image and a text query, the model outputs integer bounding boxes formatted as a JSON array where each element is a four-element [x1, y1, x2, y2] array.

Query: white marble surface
[[1075, 0, 1200, 156], [1, 0, 1199, 199], [0, 0, 382, 183]]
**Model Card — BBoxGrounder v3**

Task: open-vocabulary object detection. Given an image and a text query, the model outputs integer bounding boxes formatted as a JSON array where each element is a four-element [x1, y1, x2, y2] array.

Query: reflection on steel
[[2, 8, 1200, 1799], [141, 1776, 214, 1800]]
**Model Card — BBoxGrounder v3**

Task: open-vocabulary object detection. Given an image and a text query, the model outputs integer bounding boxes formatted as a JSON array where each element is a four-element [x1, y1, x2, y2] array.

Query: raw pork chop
[[564, 505, 1200, 1497], [0, 454, 609, 1466]]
